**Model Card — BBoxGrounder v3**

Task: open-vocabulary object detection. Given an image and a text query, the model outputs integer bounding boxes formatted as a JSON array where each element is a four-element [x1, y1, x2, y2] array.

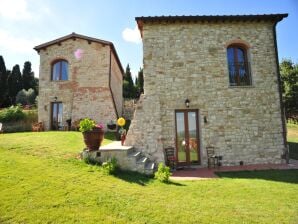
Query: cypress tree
[[8, 64, 22, 104], [22, 61, 34, 90], [137, 68, 144, 94], [0, 56, 7, 107], [123, 64, 136, 98]]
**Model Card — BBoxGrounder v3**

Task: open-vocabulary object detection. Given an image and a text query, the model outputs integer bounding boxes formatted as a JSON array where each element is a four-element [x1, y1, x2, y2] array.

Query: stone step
[[144, 162, 156, 175], [137, 156, 148, 164], [128, 151, 142, 161], [145, 161, 155, 170]]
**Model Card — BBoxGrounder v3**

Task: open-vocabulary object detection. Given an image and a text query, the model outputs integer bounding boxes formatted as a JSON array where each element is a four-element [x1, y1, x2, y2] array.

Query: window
[[51, 60, 68, 81], [227, 45, 251, 86]]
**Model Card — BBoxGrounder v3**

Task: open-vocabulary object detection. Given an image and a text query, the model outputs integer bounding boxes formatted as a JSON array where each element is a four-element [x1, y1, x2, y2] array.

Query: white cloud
[[0, 0, 31, 20], [0, 29, 40, 53], [122, 26, 141, 44]]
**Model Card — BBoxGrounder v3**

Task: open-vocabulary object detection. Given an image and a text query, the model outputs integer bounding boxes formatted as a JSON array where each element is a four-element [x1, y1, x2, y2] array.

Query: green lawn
[[0, 131, 298, 223]]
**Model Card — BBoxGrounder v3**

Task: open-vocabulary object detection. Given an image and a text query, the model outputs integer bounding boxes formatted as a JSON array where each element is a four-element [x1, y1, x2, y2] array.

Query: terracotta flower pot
[[82, 128, 104, 151]]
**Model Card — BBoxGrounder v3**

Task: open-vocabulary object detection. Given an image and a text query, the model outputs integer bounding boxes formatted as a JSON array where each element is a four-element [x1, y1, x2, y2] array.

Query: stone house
[[126, 14, 288, 167], [34, 33, 123, 130]]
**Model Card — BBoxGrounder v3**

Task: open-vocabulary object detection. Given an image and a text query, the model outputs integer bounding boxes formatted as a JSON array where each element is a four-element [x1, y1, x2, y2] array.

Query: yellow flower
[[117, 117, 126, 127]]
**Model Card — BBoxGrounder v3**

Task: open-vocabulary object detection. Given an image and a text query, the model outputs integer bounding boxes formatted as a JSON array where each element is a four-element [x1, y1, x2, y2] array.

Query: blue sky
[[0, 0, 297, 79]]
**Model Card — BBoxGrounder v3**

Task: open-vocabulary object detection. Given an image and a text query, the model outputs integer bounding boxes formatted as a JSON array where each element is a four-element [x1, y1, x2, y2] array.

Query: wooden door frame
[[50, 102, 62, 130], [174, 109, 200, 165]]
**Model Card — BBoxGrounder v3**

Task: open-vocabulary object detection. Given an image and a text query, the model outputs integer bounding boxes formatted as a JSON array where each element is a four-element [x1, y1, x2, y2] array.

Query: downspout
[[272, 21, 287, 149], [109, 47, 119, 118]]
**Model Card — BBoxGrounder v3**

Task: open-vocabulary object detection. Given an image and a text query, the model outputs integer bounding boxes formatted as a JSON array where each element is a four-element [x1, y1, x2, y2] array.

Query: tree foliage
[[0, 55, 38, 107], [8, 65, 23, 104], [22, 61, 35, 91], [123, 64, 137, 98], [0, 56, 8, 107], [136, 68, 144, 95], [16, 88, 36, 105], [280, 59, 298, 119]]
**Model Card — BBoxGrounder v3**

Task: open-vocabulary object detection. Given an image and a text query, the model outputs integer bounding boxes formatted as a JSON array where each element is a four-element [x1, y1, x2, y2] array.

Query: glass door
[[51, 102, 63, 130], [175, 110, 200, 165]]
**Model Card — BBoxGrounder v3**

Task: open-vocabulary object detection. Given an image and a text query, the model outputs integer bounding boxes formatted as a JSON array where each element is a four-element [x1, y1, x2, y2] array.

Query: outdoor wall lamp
[[204, 116, 208, 124], [185, 99, 190, 108], [54, 96, 57, 102]]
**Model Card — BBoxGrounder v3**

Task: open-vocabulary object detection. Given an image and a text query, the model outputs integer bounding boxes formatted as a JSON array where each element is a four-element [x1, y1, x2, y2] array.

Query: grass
[[288, 122, 298, 159], [0, 131, 298, 223]]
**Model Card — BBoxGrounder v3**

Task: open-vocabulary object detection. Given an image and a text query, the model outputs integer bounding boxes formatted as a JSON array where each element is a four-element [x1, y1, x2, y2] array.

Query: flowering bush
[[79, 118, 104, 132], [79, 118, 95, 132], [95, 123, 104, 129]]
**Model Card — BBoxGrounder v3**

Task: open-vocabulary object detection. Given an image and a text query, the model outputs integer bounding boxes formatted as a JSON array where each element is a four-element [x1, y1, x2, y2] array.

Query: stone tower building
[[126, 14, 288, 167]]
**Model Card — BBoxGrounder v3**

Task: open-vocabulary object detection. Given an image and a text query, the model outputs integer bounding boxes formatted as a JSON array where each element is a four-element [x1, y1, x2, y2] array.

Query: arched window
[[51, 60, 68, 81], [227, 44, 251, 86]]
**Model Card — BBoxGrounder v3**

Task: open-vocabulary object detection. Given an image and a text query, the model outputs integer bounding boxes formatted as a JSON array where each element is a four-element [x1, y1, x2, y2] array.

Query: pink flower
[[96, 123, 104, 129]]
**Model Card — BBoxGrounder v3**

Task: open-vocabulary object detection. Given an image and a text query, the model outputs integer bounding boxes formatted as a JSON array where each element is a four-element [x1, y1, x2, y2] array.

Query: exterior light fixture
[[204, 116, 208, 124], [54, 96, 57, 102], [185, 99, 190, 108]]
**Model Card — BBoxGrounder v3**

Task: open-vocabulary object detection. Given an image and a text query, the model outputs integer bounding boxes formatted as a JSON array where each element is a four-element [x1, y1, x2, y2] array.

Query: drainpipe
[[109, 47, 119, 118], [272, 21, 287, 149]]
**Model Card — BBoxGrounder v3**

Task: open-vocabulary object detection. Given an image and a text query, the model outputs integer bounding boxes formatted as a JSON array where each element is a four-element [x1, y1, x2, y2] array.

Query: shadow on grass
[[113, 170, 185, 186], [289, 142, 298, 160], [216, 169, 298, 184], [113, 170, 153, 186]]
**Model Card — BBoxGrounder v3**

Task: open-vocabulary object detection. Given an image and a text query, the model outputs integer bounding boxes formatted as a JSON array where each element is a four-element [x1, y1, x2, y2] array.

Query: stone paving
[[170, 160, 298, 181]]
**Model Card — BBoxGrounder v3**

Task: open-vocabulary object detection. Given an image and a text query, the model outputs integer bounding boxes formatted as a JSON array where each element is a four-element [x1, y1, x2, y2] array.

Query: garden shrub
[[0, 108, 37, 133], [2, 122, 32, 133], [154, 163, 171, 183], [102, 157, 118, 175], [0, 105, 26, 122]]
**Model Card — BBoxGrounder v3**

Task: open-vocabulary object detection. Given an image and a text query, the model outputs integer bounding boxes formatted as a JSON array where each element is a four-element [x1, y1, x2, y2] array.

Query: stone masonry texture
[[37, 37, 123, 130], [126, 20, 286, 166]]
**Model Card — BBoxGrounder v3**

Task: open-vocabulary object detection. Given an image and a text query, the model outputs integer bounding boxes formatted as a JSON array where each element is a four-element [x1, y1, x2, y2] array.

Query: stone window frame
[[225, 39, 253, 87], [51, 59, 69, 81]]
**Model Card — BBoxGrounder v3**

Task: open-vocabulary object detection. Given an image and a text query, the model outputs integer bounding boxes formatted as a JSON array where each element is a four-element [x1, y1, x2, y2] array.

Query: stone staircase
[[81, 141, 156, 175]]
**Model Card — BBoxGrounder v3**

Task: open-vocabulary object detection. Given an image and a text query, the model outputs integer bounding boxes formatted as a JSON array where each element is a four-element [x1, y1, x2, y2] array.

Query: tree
[[137, 68, 144, 94], [280, 59, 298, 120], [0, 56, 8, 107], [33, 77, 39, 95], [16, 88, 36, 105], [123, 64, 136, 98], [22, 61, 35, 91], [7, 64, 22, 104]]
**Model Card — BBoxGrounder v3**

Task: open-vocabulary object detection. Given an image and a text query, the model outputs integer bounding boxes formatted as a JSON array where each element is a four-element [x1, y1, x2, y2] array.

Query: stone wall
[[126, 20, 286, 166], [122, 99, 136, 120], [38, 38, 122, 130]]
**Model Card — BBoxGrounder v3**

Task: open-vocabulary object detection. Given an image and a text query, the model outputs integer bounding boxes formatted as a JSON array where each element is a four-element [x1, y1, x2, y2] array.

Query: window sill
[[50, 80, 69, 82], [228, 85, 254, 88]]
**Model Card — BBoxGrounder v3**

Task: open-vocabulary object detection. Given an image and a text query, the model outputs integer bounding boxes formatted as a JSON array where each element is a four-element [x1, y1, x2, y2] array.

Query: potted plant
[[107, 120, 116, 130], [79, 118, 104, 151], [117, 117, 126, 146]]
